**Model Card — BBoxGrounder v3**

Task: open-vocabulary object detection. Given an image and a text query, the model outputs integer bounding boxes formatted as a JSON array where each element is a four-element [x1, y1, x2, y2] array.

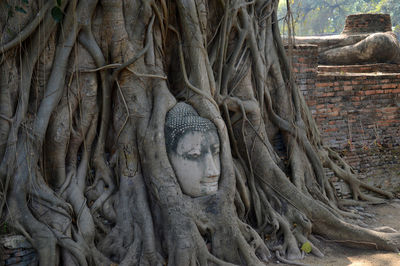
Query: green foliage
[[373, 0, 400, 27], [1, 222, 8, 234], [15, 6, 27, 14], [279, 0, 400, 36], [51, 7, 63, 22], [51, 0, 63, 23]]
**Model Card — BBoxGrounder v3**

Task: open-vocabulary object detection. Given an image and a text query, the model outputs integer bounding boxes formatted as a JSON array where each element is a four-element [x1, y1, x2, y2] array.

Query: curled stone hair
[[165, 102, 217, 153]]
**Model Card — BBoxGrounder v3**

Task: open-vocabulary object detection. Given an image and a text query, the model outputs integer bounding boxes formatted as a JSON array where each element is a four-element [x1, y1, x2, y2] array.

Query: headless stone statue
[[295, 14, 400, 65], [165, 102, 220, 197]]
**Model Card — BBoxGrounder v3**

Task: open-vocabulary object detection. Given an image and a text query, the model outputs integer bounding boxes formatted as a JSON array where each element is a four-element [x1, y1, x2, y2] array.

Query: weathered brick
[[382, 83, 397, 89], [329, 111, 339, 116], [287, 45, 400, 194], [381, 107, 398, 113], [316, 82, 332, 87], [343, 86, 353, 91], [325, 128, 338, 132]]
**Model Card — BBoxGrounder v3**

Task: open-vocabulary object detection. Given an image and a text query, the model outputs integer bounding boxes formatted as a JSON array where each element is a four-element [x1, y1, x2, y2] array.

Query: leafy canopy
[[279, 0, 400, 36]]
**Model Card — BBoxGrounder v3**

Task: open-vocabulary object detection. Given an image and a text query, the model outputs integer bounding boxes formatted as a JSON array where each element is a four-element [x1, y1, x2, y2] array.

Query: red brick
[[384, 114, 397, 120], [325, 128, 338, 132], [379, 119, 399, 124], [377, 121, 391, 127], [330, 97, 343, 102], [336, 91, 351, 96], [381, 107, 398, 113], [329, 111, 339, 116], [316, 82, 332, 87], [363, 80, 378, 85], [382, 84, 396, 89]]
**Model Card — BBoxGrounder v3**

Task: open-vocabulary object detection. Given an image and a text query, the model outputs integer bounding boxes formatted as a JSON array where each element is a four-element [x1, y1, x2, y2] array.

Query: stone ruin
[[294, 13, 400, 65], [342, 13, 392, 35], [288, 13, 400, 198]]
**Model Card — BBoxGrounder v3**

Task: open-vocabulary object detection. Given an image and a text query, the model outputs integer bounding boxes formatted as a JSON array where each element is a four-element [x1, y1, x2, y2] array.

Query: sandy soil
[[269, 199, 400, 266]]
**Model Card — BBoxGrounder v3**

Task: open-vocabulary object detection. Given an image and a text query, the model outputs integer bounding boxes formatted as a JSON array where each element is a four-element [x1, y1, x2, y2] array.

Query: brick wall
[[313, 73, 400, 150], [342, 13, 392, 35], [287, 45, 318, 99], [289, 44, 400, 195], [318, 64, 400, 74]]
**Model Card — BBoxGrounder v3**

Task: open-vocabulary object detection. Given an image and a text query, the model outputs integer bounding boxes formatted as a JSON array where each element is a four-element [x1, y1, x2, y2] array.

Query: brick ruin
[[289, 14, 400, 198], [342, 13, 392, 35]]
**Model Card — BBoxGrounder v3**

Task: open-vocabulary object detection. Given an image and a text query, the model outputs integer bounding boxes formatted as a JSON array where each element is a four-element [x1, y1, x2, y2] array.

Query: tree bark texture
[[0, 0, 399, 265]]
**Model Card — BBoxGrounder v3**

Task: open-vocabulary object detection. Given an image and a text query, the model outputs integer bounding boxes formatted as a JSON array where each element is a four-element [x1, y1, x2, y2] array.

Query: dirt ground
[[269, 199, 400, 266]]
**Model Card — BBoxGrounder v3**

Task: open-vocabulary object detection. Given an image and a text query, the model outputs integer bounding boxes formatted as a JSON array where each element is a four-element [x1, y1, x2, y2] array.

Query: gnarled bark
[[0, 1, 399, 265]]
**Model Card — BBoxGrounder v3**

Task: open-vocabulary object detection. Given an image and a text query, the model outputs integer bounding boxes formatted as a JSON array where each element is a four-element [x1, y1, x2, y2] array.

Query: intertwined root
[[319, 147, 393, 203], [1, 1, 399, 265]]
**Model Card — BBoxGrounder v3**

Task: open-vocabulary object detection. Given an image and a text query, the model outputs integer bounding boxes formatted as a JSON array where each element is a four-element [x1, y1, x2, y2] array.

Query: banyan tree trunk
[[0, 0, 399, 265]]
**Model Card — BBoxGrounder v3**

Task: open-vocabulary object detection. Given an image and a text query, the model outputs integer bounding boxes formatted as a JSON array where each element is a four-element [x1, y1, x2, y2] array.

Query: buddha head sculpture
[[165, 102, 220, 197]]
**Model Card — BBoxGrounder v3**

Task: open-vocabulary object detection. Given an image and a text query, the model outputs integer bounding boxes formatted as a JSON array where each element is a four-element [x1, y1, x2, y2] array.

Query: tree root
[[275, 251, 310, 266], [0, 1, 53, 54], [7, 181, 58, 265], [2, 1, 399, 265], [320, 147, 393, 202]]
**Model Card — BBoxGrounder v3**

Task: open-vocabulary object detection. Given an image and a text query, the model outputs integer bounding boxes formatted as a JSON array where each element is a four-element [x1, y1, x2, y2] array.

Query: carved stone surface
[[165, 102, 220, 197]]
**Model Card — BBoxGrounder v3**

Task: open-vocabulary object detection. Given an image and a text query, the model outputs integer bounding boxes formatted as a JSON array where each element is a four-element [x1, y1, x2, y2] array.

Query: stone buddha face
[[165, 103, 220, 197]]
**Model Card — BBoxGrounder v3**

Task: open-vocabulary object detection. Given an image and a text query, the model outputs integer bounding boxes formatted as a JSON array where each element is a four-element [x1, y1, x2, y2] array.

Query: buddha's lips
[[200, 177, 219, 184]]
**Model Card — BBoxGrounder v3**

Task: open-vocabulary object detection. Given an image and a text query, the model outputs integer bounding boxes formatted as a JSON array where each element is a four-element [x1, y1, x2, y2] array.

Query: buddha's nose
[[204, 152, 219, 178]]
